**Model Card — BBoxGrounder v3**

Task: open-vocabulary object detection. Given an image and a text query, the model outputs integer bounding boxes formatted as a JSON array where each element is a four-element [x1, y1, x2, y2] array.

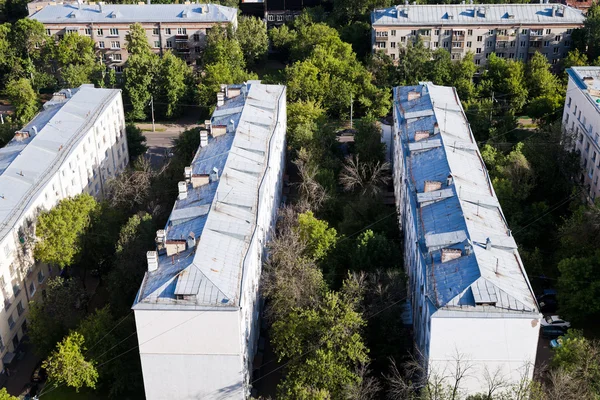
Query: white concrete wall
[[563, 75, 600, 200], [0, 90, 127, 372], [135, 309, 243, 400], [428, 315, 540, 396]]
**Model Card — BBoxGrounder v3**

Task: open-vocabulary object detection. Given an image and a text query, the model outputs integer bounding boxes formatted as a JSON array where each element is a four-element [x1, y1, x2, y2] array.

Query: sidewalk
[[3, 342, 42, 397]]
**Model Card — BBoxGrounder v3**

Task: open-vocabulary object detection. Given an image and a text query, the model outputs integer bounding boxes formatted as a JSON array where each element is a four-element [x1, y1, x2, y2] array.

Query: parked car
[[550, 338, 563, 349], [541, 325, 567, 339], [541, 315, 571, 329], [537, 289, 558, 313]]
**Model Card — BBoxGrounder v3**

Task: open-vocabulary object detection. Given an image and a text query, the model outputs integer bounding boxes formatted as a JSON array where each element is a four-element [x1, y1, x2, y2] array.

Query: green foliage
[[28, 277, 87, 356], [338, 22, 372, 61], [44, 332, 99, 391], [236, 16, 268, 67], [332, 0, 391, 23], [562, 48, 589, 71], [156, 51, 190, 119], [397, 38, 431, 85], [0, 123, 18, 147], [35, 194, 98, 267], [11, 18, 45, 59], [297, 211, 338, 260], [354, 117, 385, 164], [123, 51, 159, 120], [125, 123, 148, 161], [551, 330, 600, 396], [525, 52, 563, 119], [0, 388, 18, 400], [4, 77, 38, 125], [126, 23, 152, 56], [584, 2, 600, 61], [272, 285, 369, 399], [557, 252, 600, 323], [350, 230, 401, 272], [287, 100, 326, 151]]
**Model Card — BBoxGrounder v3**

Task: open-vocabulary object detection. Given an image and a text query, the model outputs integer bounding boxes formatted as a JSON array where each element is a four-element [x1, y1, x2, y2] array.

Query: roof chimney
[[551, 5, 556, 16], [186, 231, 196, 249], [184, 166, 192, 181], [98, 2, 103, 11], [446, 174, 453, 186], [216, 92, 225, 107], [433, 122, 440, 135], [485, 237, 492, 250], [210, 167, 219, 183], [178, 181, 188, 200], [31, 126, 38, 136], [464, 242, 472, 256], [147, 251, 158, 272], [204, 119, 212, 135], [200, 130, 208, 147]]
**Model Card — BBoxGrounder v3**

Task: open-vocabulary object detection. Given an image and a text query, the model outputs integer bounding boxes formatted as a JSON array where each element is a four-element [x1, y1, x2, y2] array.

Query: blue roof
[[395, 83, 538, 314]]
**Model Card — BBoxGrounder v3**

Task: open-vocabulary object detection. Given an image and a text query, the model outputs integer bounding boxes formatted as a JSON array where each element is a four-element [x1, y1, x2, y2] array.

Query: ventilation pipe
[[178, 181, 188, 200], [485, 237, 492, 250], [446, 174, 453, 186], [210, 167, 219, 183], [184, 166, 192, 181], [216, 92, 225, 107], [147, 251, 158, 272], [187, 231, 196, 249], [204, 120, 212, 135], [200, 130, 208, 147]]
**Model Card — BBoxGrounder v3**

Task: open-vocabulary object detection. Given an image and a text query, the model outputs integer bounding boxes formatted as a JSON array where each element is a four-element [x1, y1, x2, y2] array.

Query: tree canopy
[[44, 332, 99, 391]]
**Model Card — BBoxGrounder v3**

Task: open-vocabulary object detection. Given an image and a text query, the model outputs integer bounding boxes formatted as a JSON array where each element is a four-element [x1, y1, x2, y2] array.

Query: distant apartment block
[[371, 3, 584, 68], [392, 82, 541, 395], [29, 1, 238, 72], [563, 67, 600, 201], [0, 85, 127, 372], [559, 0, 594, 13], [132, 82, 286, 400]]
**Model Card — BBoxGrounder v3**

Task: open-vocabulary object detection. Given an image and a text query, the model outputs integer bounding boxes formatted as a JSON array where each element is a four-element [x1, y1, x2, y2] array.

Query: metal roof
[[394, 83, 538, 315], [567, 66, 600, 110], [134, 82, 285, 310], [30, 2, 236, 24], [372, 3, 585, 26], [0, 85, 120, 243]]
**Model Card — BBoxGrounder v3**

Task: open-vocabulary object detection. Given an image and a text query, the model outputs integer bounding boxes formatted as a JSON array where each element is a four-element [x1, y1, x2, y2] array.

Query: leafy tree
[[156, 51, 189, 118], [4, 78, 38, 125], [287, 100, 326, 151], [44, 332, 99, 391], [296, 211, 338, 261], [125, 123, 148, 162], [557, 252, 600, 323], [583, 2, 600, 61], [272, 282, 369, 399], [366, 51, 396, 88], [0, 124, 18, 147], [28, 277, 87, 356], [34, 194, 98, 267], [349, 230, 401, 272], [339, 155, 390, 197], [397, 38, 431, 85], [11, 18, 45, 60], [563, 49, 589, 70], [354, 117, 385, 164], [126, 23, 152, 56], [123, 51, 159, 120], [332, 0, 391, 22], [236, 16, 268, 67], [451, 52, 477, 102], [526, 52, 563, 119], [339, 21, 372, 61], [427, 49, 453, 86], [551, 330, 600, 396], [0, 388, 18, 400]]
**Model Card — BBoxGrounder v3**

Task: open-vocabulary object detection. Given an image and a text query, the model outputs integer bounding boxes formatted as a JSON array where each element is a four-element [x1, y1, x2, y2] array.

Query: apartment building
[[0, 85, 127, 372], [392, 82, 541, 396], [563, 67, 600, 201], [371, 3, 585, 68], [559, 0, 594, 13], [29, 1, 238, 71], [132, 82, 286, 400]]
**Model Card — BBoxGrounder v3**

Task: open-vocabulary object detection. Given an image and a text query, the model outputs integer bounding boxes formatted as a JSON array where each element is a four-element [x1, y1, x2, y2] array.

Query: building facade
[[29, 2, 238, 71], [563, 67, 600, 201], [371, 3, 585, 68], [392, 82, 541, 396], [0, 85, 127, 372], [132, 82, 286, 400]]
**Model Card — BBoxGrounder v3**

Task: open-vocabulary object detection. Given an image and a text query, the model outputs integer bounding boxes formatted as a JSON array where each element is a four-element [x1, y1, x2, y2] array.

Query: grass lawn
[[39, 385, 107, 400]]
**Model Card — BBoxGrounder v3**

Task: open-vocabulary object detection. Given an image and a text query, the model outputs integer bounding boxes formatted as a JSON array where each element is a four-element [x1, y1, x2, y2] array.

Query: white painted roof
[[567, 66, 600, 109], [134, 83, 285, 310], [395, 83, 538, 314], [372, 3, 585, 26], [30, 2, 236, 24], [0, 86, 120, 243]]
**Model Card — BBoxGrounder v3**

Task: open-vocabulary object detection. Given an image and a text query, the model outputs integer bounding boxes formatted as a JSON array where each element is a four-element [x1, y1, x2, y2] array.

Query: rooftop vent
[[210, 167, 219, 183], [424, 180, 442, 193], [407, 90, 421, 101], [147, 251, 158, 272], [156, 229, 166, 244], [441, 248, 462, 263], [228, 87, 241, 98], [485, 237, 492, 250], [464, 242, 472, 256], [184, 166, 192, 181], [216, 92, 225, 107], [446, 174, 453, 186], [414, 130, 430, 142], [187, 231, 196, 249], [478, 7, 486, 17], [583, 76, 595, 84], [200, 130, 208, 147], [204, 119, 212, 134], [433, 122, 440, 135], [178, 181, 188, 200]]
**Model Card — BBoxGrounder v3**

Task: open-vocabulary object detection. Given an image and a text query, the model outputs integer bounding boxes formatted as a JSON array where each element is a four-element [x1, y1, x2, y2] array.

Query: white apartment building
[[372, 2, 585, 68], [29, 1, 238, 71], [564, 67, 600, 201], [132, 82, 286, 400], [0, 85, 127, 371], [392, 82, 541, 397]]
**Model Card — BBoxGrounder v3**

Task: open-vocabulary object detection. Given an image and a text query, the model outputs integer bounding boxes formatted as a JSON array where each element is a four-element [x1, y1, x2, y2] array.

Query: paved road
[[137, 123, 198, 167]]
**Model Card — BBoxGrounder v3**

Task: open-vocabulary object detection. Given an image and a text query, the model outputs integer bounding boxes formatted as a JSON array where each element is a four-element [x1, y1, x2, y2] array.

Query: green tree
[[332, 0, 391, 22], [126, 23, 152, 56], [11, 18, 45, 60], [563, 48, 589, 70], [34, 194, 98, 267], [236, 16, 268, 67], [354, 117, 385, 164], [125, 123, 148, 162], [350, 230, 401, 272], [397, 38, 431, 85], [4, 78, 38, 125], [551, 330, 600, 396], [526, 52, 563, 119], [28, 277, 87, 356], [427, 49, 453, 86], [296, 211, 338, 261], [584, 2, 600, 61], [123, 51, 159, 120], [44, 332, 99, 391], [0, 388, 18, 400], [156, 51, 189, 118], [272, 283, 369, 399], [557, 252, 600, 323], [287, 100, 326, 151]]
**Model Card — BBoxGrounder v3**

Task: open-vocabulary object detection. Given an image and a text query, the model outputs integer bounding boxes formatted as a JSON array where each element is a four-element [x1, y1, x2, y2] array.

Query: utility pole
[[490, 91, 494, 124], [149, 96, 156, 132], [350, 92, 353, 129]]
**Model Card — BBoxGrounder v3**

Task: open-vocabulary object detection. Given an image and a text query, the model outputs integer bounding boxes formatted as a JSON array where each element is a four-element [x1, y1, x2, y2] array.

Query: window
[[153, 40, 160, 48], [475, 59, 481, 65], [110, 41, 121, 49], [193, 33, 200, 41], [98, 41, 105, 48], [566, 28, 573, 34], [177, 27, 187, 34], [166, 40, 172, 48], [443, 41, 449, 48], [376, 30, 388, 37], [165, 28, 171, 34], [532, 29, 543, 36], [17, 301, 24, 317], [376, 42, 386, 49], [112, 53, 122, 61], [276, 14, 283, 22], [391, 53, 396, 60], [546, 29, 551, 35], [544, 40, 549, 47], [555, 35, 561, 41], [45, 28, 51, 36], [37, 270, 45, 284], [468, 29, 473, 36], [579, 110, 582, 120], [8, 316, 14, 330], [520, 40, 526, 47], [0, 336, 4, 352], [565, 114, 570, 124], [267, 14, 274, 21], [522, 29, 528, 35], [421, 29, 431, 36], [435, 29, 440, 35], [565, 40, 571, 47], [443, 29, 451, 36], [400, 36, 406, 43], [411, 30, 417, 36], [553, 47, 559, 54], [487, 41, 493, 47], [84, 28, 91, 35], [488, 29, 495, 35], [467, 41, 472, 48], [391, 30, 396, 36], [29, 282, 35, 297], [390, 42, 396, 48], [97, 28, 103, 36], [153, 28, 159, 35], [510, 41, 515, 47], [485, 53, 490, 59], [477, 36, 483, 42], [109, 28, 118, 36], [452, 42, 461, 48], [433, 42, 438, 48]]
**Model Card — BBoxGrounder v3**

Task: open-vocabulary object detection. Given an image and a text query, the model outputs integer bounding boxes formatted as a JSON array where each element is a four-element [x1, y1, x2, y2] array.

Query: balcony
[[175, 47, 191, 53], [375, 35, 388, 42], [175, 34, 189, 42]]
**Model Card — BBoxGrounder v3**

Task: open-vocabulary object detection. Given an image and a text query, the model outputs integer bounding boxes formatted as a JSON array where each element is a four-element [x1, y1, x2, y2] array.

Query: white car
[[541, 315, 571, 329]]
